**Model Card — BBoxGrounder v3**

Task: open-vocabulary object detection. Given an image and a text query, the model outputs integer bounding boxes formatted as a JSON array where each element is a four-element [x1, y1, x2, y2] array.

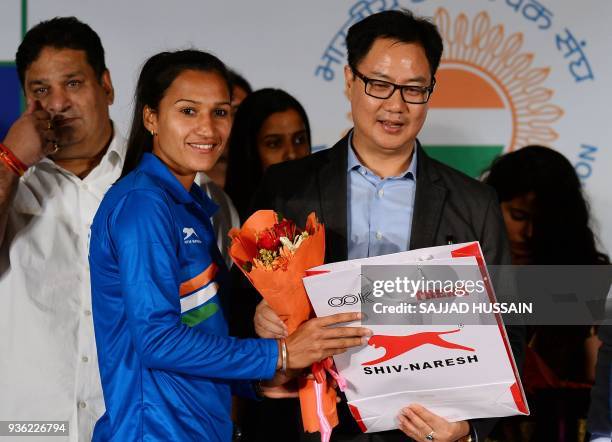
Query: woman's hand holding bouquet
[[229, 211, 370, 441]]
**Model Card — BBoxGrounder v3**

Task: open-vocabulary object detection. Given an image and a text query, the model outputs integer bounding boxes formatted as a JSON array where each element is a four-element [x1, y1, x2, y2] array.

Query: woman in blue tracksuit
[[88, 50, 370, 441]]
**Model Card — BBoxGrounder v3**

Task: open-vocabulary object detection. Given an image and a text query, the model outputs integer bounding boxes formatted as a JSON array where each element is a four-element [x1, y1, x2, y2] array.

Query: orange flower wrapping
[[229, 210, 339, 435]]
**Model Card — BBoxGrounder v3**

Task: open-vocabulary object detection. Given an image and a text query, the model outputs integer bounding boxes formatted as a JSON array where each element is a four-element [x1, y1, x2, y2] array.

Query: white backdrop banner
[[1, 0, 610, 253]]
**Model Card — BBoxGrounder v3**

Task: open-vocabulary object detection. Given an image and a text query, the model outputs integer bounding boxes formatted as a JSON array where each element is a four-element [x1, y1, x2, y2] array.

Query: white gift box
[[303, 242, 528, 433]]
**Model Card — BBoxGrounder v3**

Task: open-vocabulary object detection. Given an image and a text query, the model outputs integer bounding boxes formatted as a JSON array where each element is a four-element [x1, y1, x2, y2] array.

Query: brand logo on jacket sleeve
[[183, 227, 202, 244]]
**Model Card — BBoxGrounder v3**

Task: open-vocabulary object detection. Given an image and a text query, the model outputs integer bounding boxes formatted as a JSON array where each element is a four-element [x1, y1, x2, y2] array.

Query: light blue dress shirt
[[347, 133, 417, 259]]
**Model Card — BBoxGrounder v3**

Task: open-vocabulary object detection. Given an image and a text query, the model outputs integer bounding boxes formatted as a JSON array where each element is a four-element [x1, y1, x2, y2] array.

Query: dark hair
[[346, 9, 443, 78], [16, 16, 107, 87], [224, 88, 311, 220], [228, 69, 252, 95], [120, 49, 231, 178], [484, 145, 609, 264]]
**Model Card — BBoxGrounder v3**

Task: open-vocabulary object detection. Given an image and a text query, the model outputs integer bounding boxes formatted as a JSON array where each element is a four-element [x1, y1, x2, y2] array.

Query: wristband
[[0, 143, 28, 176], [279, 338, 287, 374], [0, 152, 21, 176]]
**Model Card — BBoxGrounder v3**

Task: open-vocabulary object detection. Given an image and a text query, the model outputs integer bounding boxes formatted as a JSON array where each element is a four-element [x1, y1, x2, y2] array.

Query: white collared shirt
[[0, 129, 126, 442]]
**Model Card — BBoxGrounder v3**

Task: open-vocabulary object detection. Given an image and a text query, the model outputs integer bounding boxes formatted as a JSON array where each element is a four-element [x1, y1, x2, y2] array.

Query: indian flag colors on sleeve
[[179, 263, 220, 327], [421, 64, 511, 178]]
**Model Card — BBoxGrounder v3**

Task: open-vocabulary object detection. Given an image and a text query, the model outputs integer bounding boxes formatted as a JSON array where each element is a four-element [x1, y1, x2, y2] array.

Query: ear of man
[[343, 65, 355, 96], [101, 70, 115, 105]]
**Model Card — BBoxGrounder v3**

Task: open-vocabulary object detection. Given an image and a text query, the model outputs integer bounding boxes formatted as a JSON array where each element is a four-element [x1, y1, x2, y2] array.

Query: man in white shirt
[[0, 17, 124, 441]]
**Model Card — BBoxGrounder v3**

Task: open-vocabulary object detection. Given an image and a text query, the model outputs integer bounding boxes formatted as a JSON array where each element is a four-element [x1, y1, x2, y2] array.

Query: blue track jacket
[[89, 153, 278, 441]]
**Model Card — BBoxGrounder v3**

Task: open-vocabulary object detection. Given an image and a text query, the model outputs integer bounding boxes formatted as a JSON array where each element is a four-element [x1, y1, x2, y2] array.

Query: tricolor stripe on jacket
[[179, 263, 220, 327]]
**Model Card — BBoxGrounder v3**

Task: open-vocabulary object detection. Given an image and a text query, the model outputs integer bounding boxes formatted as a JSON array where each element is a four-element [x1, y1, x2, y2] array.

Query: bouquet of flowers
[[229, 210, 341, 441]]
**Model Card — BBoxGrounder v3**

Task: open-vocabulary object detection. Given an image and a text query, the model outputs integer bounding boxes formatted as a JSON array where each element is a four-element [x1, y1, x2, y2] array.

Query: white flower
[[279, 236, 296, 252], [279, 232, 309, 254]]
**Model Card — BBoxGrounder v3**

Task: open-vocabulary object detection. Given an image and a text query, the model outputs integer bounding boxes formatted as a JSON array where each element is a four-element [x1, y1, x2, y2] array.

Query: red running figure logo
[[362, 329, 475, 366]]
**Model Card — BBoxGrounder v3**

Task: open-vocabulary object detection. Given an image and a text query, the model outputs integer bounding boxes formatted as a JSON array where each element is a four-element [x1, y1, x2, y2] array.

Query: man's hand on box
[[398, 404, 470, 442]]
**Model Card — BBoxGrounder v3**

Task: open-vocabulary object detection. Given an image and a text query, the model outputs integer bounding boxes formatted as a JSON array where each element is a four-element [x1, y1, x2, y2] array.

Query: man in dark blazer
[[251, 9, 524, 442], [253, 140, 524, 442]]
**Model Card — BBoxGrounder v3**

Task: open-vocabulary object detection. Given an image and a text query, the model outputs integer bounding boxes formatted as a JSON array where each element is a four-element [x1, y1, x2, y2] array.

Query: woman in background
[[484, 145, 609, 441], [88, 49, 370, 441], [485, 145, 608, 267], [224, 88, 311, 440], [224, 88, 311, 221]]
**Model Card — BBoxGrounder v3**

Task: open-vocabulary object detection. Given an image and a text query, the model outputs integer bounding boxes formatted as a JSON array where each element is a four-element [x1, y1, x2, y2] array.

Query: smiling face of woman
[[144, 69, 231, 189], [256, 108, 310, 171]]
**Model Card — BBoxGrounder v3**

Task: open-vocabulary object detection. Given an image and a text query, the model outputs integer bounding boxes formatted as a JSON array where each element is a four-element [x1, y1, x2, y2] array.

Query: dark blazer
[[255, 134, 511, 267], [251, 134, 524, 440]]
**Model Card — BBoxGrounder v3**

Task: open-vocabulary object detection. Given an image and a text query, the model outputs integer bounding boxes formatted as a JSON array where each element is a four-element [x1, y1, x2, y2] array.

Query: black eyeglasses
[[351, 67, 435, 104]]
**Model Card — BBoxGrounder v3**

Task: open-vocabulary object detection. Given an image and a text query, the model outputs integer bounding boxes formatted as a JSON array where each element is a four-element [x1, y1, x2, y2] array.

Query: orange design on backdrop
[[433, 7, 564, 151]]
